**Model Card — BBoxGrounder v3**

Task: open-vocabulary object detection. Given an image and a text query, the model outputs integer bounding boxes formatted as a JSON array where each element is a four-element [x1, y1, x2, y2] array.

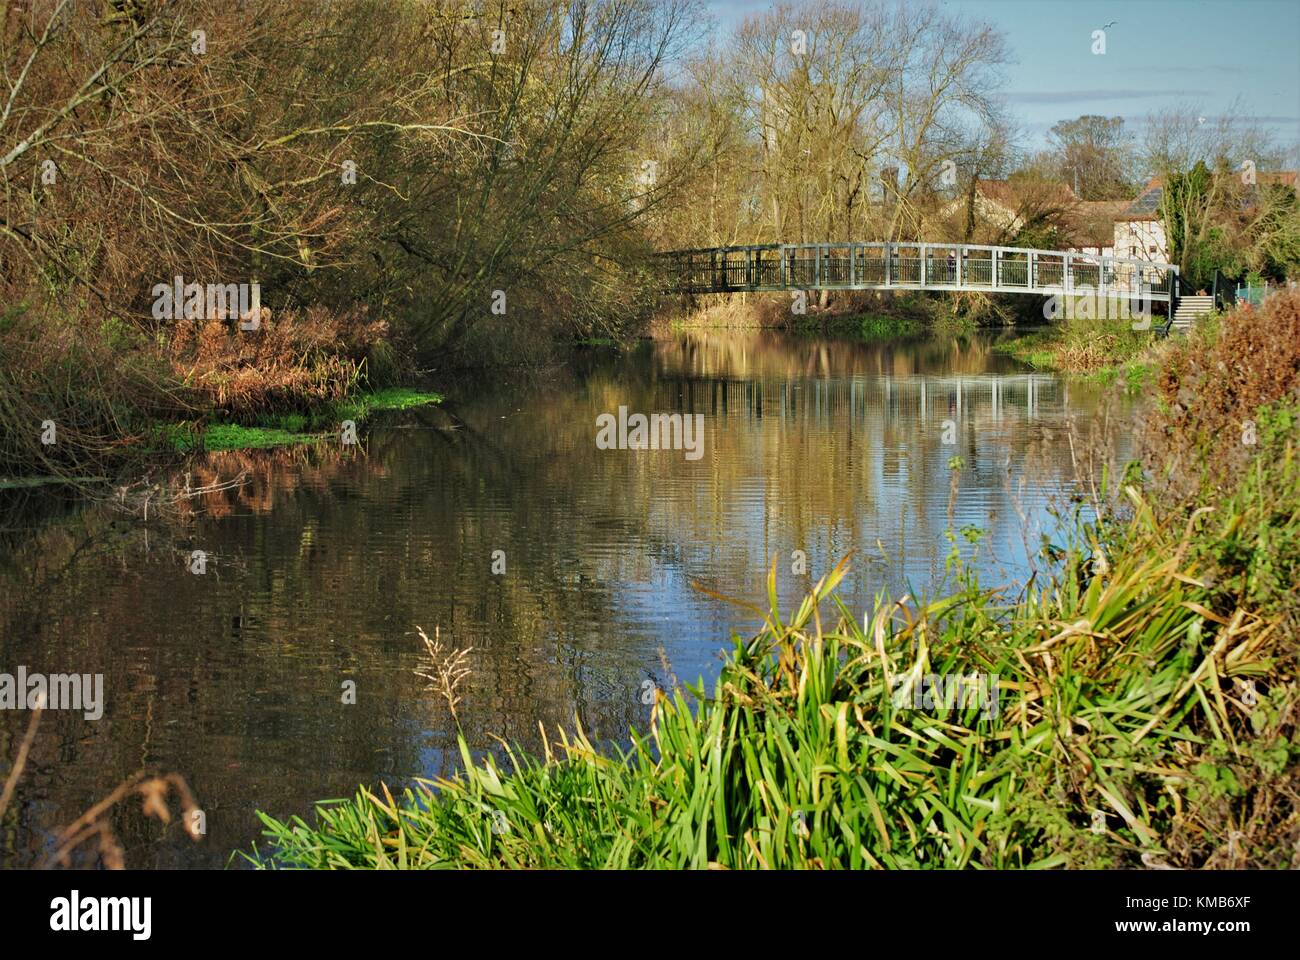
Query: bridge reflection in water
[[661, 372, 1065, 423], [0, 329, 1123, 869]]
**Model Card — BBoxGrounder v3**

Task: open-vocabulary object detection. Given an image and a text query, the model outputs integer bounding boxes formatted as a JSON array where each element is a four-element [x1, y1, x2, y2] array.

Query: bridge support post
[[994, 248, 1000, 287], [920, 243, 927, 287], [1169, 266, 1180, 332], [1029, 251, 1037, 292], [850, 243, 856, 286], [780, 245, 787, 289], [885, 242, 892, 286]]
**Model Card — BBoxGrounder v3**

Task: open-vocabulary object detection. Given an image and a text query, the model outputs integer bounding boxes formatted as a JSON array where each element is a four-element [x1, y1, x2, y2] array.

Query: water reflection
[[0, 330, 1117, 868]]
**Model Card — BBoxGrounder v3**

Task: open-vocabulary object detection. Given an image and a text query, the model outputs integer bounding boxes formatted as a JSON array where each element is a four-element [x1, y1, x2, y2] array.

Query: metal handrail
[[661, 241, 1178, 303]]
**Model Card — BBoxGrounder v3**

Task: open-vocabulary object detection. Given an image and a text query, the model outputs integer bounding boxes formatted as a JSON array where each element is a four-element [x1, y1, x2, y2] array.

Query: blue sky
[[706, 0, 1300, 151]]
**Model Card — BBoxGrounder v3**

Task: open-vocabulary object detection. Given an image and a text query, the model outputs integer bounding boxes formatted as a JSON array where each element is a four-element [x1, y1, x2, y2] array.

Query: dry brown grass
[[1055, 332, 1122, 372], [655, 293, 791, 332], [1143, 288, 1300, 503], [415, 626, 473, 722], [167, 305, 388, 416], [655, 289, 923, 335], [0, 296, 390, 478], [44, 772, 203, 870]]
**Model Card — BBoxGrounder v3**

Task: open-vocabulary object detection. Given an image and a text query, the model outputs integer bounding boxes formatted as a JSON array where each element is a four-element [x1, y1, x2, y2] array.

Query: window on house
[[1148, 245, 1157, 253]]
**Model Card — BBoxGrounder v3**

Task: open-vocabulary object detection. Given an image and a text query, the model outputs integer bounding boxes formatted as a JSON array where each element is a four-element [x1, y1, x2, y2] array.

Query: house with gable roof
[[1114, 171, 1299, 265]]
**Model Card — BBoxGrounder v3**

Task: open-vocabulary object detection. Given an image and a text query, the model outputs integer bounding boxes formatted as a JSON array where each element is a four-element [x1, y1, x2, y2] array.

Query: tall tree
[[1045, 115, 1134, 200], [1144, 105, 1297, 286]]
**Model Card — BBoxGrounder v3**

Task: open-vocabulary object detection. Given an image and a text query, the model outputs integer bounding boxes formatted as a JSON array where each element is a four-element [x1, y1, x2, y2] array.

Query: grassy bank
[[4, 387, 443, 491], [0, 303, 406, 480], [249, 293, 1300, 870], [994, 313, 1163, 386]]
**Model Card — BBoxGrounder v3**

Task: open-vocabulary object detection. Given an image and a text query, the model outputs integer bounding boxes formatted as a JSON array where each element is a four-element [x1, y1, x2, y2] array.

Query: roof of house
[[1119, 171, 1297, 221], [1065, 200, 1130, 247], [1120, 177, 1164, 221], [974, 178, 1078, 212]]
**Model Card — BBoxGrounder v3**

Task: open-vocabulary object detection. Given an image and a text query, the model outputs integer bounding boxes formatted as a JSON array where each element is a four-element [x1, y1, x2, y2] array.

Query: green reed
[[248, 475, 1297, 869]]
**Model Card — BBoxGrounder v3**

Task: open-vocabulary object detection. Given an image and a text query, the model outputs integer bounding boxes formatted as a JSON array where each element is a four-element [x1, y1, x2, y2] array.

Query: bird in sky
[[1102, 20, 1118, 29]]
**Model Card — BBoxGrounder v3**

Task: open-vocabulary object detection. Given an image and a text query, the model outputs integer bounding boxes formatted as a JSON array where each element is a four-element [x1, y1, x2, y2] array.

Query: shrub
[[0, 306, 186, 478], [1143, 288, 1300, 505]]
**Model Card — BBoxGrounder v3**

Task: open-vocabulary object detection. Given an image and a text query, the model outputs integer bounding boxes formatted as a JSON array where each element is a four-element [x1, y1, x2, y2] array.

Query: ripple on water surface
[[0, 330, 1125, 867]]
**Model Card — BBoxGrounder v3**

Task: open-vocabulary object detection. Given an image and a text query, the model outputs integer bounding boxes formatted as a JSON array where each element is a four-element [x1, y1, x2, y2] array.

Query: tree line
[[1, 0, 1296, 476]]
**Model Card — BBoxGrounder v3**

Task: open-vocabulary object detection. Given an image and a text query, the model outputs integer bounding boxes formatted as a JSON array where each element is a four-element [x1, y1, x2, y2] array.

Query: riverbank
[[248, 292, 1300, 870], [0, 302, 412, 482], [993, 314, 1164, 386], [162, 387, 444, 454], [657, 287, 1029, 344], [0, 374, 443, 494], [657, 289, 932, 336]]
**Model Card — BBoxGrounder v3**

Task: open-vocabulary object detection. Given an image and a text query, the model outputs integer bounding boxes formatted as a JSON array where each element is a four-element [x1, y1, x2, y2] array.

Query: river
[[0, 328, 1121, 868]]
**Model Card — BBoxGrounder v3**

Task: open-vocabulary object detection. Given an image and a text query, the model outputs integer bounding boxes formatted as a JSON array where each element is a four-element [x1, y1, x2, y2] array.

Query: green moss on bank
[[856, 313, 924, 340], [333, 387, 444, 422], [203, 424, 330, 452], [154, 388, 443, 454], [792, 311, 924, 341], [994, 329, 1057, 369]]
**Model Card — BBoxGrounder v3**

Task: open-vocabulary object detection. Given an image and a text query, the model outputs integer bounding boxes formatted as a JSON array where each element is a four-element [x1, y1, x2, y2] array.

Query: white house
[[1113, 171, 1299, 265], [1113, 178, 1169, 263]]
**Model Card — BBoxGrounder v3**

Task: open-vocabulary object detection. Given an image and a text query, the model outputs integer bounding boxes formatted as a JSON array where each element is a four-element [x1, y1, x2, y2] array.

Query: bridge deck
[[661, 242, 1178, 303]]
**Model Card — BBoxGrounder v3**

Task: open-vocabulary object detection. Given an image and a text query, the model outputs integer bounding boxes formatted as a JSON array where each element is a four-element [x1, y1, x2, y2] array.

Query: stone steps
[[1169, 295, 1215, 331]]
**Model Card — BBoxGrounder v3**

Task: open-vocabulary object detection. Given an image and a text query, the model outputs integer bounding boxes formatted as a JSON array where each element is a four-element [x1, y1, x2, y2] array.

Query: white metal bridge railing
[[661, 241, 1179, 303]]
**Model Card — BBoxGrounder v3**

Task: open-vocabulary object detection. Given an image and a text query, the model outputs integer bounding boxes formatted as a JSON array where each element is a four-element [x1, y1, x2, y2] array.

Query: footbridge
[[660, 242, 1179, 305]]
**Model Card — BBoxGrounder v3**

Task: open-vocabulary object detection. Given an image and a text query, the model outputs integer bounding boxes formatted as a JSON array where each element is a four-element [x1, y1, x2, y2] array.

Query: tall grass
[[995, 311, 1155, 378], [248, 477, 1298, 869]]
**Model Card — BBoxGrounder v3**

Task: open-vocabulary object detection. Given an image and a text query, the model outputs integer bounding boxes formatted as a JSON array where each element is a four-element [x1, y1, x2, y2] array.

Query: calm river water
[[0, 329, 1122, 868]]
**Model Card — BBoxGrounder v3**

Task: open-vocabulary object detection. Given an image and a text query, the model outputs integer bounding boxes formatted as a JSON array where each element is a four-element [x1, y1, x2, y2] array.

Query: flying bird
[[1102, 20, 1118, 29]]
